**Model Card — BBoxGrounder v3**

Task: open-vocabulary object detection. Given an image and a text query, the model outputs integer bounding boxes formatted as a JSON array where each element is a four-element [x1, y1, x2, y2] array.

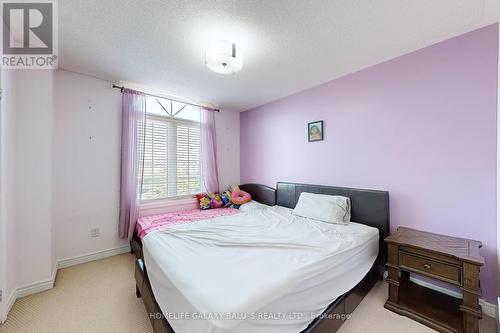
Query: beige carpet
[[0, 254, 495, 333]]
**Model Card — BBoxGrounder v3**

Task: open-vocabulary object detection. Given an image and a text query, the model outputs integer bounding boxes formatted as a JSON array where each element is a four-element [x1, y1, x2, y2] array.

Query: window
[[138, 97, 202, 201]]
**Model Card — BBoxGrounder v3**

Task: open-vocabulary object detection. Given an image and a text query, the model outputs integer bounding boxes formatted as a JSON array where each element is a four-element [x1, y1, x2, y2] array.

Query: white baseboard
[[1, 289, 16, 323], [16, 269, 57, 299], [1, 268, 57, 323], [410, 276, 497, 318], [480, 300, 498, 320], [1, 245, 131, 323], [57, 244, 131, 269]]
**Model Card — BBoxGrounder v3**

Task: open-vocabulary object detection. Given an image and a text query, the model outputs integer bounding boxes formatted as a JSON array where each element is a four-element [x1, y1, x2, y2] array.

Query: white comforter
[[143, 205, 379, 333]]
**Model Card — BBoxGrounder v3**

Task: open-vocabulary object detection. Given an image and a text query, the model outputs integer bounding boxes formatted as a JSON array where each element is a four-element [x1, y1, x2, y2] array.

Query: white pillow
[[292, 192, 351, 224]]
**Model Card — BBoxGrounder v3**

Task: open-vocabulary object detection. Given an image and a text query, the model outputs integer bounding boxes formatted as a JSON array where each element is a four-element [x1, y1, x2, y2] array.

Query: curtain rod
[[112, 84, 220, 112]]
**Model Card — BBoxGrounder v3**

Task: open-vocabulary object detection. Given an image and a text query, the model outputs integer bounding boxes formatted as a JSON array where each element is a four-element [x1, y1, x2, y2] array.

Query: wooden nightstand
[[384, 227, 484, 333]]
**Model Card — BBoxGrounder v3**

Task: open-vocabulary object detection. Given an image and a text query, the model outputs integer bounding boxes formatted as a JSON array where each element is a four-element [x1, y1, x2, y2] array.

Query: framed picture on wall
[[308, 120, 324, 142]]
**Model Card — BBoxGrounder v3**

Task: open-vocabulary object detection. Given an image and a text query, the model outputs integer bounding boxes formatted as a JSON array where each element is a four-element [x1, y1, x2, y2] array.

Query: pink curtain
[[118, 89, 146, 240], [200, 107, 219, 193]]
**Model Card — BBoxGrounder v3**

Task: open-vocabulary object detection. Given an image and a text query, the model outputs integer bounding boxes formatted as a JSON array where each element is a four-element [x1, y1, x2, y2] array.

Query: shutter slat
[[138, 105, 202, 201]]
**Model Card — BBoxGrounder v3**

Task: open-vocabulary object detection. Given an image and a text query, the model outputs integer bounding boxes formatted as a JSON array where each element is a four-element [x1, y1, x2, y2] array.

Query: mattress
[[142, 205, 379, 333]]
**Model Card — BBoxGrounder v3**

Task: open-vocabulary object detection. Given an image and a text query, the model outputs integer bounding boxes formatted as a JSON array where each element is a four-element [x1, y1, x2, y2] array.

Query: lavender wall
[[240, 25, 498, 302]]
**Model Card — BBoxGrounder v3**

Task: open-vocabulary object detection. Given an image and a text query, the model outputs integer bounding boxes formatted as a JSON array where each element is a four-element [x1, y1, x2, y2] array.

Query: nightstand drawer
[[399, 251, 462, 285]]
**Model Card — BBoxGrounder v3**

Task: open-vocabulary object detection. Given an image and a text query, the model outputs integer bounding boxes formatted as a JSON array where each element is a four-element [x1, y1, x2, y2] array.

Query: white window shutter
[[138, 110, 201, 201]]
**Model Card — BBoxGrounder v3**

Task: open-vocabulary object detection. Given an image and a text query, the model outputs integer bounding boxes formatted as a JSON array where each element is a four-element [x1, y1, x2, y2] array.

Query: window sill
[[138, 197, 199, 217], [139, 197, 197, 210]]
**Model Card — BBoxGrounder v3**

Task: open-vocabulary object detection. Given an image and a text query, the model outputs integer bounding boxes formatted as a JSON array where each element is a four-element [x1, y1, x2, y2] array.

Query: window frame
[[138, 107, 202, 204]]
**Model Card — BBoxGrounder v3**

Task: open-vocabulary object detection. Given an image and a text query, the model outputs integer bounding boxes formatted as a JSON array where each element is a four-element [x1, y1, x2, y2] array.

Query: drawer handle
[[423, 264, 431, 270]]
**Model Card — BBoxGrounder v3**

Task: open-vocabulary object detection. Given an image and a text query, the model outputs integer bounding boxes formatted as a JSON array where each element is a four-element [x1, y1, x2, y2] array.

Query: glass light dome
[[205, 41, 243, 74]]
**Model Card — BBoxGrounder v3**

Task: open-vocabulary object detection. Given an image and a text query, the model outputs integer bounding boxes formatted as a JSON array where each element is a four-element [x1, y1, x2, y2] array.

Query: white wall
[[0, 70, 55, 323], [54, 70, 241, 260], [0, 68, 7, 321], [215, 109, 240, 190], [14, 70, 55, 287], [497, 21, 500, 302], [54, 70, 128, 261], [0, 69, 17, 322], [3, 70, 16, 315]]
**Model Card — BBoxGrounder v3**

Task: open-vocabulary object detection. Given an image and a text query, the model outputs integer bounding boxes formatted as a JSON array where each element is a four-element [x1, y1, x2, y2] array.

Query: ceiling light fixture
[[205, 40, 243, 74]]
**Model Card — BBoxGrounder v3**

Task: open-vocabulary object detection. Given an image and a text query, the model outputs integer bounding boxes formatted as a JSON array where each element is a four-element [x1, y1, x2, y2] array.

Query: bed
[[131, 182, 390, 333]]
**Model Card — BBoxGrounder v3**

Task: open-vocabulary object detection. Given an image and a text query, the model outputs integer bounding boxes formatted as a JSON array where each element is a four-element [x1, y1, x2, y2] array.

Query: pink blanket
[[136, 208, 239, 239]]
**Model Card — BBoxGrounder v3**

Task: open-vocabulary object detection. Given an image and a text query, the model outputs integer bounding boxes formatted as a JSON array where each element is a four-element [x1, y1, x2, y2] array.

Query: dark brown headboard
[[240, 182, 390, 262], [239, 183, 277, 206]]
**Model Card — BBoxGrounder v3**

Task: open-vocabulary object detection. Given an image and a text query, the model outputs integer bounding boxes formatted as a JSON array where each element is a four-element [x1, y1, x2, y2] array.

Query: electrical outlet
[[90, 227, 100, 238]]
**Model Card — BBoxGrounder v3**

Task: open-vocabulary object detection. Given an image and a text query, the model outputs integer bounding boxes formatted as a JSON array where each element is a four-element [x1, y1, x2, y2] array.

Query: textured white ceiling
[[59, 0, 500, 111]]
